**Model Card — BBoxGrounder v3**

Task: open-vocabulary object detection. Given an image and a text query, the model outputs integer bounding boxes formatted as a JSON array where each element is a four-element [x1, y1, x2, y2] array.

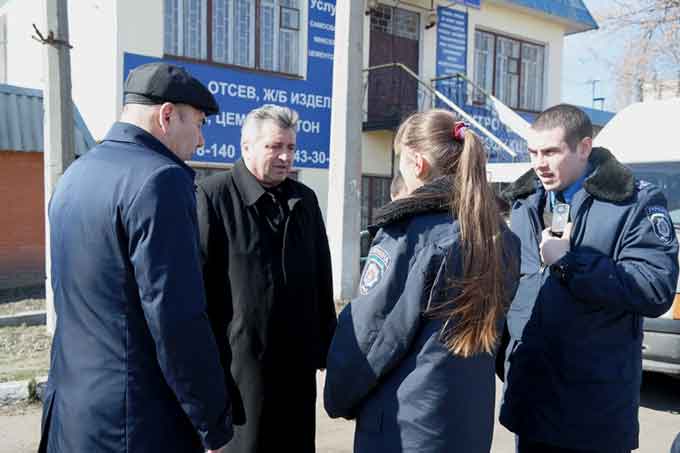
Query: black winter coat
[[196, 160, 337, 453]]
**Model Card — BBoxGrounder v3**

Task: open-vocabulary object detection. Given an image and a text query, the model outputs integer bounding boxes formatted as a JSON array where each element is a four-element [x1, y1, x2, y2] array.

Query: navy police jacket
[[499, 148, 679, 451], [40, 123, 232, 452], [325, 178, 520, 453]]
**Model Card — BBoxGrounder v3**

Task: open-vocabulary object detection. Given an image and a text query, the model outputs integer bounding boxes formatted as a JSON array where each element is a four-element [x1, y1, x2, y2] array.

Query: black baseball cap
[[123, 62, 219, 116]]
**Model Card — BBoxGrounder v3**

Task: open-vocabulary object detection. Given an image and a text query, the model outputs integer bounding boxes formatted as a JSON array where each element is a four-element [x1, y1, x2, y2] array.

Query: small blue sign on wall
[[436, 7, 468, 79], [123, 1, 336, 169], [434, 5, 528, 162]]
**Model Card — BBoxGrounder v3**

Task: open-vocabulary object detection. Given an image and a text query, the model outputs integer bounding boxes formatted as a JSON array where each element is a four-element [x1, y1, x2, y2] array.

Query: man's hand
[[206, 447, 226, 453], [540, 223, 572, 266]]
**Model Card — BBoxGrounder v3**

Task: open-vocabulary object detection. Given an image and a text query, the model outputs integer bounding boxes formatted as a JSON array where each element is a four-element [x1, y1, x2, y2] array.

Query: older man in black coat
[[196, 104, 337, 453]]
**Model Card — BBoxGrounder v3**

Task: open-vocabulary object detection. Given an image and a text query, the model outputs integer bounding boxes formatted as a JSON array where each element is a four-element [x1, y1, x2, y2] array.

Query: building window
[[164, 0, 303, 77], [164, 0, 209, 59], [0, 16, 7, 83], [361, 175, 392, 230], [474, 30, 544, 112], [360, 174, 391, 255], [473, 30, 494, 104], [370, 4, 420, 41]]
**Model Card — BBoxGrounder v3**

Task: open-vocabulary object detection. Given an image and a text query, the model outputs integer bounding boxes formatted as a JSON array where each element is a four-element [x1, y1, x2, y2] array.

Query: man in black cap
[[39, 62, 232, 453]]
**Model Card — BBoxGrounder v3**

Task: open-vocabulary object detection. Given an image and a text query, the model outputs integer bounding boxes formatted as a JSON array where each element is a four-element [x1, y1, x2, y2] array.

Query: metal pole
[[42, 0, 75, 334], [326, 0, 364, 302], [367, 63, 521, 158], [589, 79, 600, 108], [636, 78, 644, 102]]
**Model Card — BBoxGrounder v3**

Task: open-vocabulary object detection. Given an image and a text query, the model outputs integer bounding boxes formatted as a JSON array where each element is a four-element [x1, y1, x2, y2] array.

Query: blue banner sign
[[123, 2, 335, 169], [466, 104, 529, 162], [436, 7, 468, 78]]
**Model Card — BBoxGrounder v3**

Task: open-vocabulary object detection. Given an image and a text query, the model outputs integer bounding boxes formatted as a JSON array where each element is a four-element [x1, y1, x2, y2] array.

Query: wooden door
[[367, 5, 420, 127]]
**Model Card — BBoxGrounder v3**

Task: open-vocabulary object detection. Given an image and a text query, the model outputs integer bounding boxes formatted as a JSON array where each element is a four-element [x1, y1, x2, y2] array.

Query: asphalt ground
[[2, 371, 678, 453]]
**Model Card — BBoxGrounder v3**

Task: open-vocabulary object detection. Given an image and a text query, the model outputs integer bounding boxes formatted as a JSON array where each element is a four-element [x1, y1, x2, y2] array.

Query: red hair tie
[[453, 121, 469, 142]]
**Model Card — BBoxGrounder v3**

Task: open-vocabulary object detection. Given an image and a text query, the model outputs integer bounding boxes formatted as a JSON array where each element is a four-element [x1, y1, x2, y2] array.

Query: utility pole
[[588, 79, 600, 108], [635, 77, 644, 102], [326, 0, 364, 303], [40, 0, 75, 334]]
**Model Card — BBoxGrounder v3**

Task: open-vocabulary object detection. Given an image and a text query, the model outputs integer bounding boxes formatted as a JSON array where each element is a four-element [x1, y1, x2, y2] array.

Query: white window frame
[[163, 0, 307, 78], [0, 16, 6, 83], [164, 0, 208, 60], [473, 30, 494, 103], [473, 28, 546, 112]]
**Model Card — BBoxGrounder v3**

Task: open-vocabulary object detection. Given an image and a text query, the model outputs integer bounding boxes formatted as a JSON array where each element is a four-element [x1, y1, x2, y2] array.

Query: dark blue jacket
[[325, 178, 519, 453], [499, 148, 679, 451], [40, 123, 232, 452]]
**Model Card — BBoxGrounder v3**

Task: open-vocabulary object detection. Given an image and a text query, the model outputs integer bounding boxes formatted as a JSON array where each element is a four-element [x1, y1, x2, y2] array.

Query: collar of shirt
[[549, 163, 591, 209], [102, 122, 195, 179], [233, 159, 290, 207]]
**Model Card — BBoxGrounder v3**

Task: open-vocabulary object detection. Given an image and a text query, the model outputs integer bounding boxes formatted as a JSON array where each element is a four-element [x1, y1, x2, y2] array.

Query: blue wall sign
[[465, 104, 529, 162], [123, 1, 335, 169], [436, 7, 468, 78]]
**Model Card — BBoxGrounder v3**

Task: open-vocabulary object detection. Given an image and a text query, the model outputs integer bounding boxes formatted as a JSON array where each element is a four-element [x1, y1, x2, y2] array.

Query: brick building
[[0, 84, 94, 289]]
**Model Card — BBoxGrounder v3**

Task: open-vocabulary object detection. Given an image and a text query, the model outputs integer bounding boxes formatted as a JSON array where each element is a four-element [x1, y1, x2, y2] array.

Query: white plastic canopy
[[593, 98, 680, 164]]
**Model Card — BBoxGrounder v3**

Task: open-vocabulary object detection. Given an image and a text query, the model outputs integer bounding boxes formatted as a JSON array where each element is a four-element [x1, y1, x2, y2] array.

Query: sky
[[561, 0, 624, 112]]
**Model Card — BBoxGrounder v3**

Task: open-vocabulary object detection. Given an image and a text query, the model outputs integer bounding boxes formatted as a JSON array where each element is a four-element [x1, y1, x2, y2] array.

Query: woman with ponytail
[[324, 109, 520, 452]]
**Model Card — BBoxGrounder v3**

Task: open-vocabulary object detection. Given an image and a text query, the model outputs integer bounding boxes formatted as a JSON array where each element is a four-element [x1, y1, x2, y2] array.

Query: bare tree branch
[[590, 0, 680, 108]]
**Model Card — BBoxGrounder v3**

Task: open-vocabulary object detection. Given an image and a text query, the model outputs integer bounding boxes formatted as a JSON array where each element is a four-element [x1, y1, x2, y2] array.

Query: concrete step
[[0, 310, 46, 328], [0, 376, 48, 404]]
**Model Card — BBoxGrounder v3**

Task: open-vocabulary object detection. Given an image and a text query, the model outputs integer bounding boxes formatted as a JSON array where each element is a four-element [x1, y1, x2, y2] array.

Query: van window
[[628, 162, 680, 225]]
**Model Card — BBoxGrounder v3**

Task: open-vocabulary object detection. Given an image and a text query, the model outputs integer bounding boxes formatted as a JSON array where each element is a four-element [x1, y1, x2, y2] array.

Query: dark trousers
[[517, 437, 631, 453]]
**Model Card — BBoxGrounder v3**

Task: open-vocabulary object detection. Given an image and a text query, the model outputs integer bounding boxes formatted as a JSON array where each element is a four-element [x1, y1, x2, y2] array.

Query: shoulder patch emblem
[[646, 206, 674, 244], [637, 179, 652, 190], [359, 245, 391, 295]]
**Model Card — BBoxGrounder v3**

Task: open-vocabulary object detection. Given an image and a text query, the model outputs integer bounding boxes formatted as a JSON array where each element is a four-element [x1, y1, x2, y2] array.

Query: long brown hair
[[394, 109, 506, 357]]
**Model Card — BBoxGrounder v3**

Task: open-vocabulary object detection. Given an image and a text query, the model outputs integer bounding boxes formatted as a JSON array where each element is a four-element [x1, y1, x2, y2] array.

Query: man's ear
[[157, 102, 175, 133], [241, 140, 250, 159], [578, 136, 593, 160]]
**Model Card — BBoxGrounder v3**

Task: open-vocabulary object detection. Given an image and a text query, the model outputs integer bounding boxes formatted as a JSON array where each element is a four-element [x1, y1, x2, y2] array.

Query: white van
[[594, 98, 680, 377]]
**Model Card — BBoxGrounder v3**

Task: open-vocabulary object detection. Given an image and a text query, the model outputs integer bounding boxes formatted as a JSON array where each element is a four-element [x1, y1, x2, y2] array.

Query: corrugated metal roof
[[503, 0, 598, 34], [580, 106, 616, 127], [517, 106, 615, 128], [0, 84, 95, 155]]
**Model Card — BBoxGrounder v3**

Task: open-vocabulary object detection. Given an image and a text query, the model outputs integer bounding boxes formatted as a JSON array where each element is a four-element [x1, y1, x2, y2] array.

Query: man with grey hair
[[196, 104, 337, 453]]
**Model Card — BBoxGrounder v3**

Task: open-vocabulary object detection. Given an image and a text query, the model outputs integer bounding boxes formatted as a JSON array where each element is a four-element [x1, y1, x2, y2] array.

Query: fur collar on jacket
[[368, 176, 452, 235], [502, 147, 635, 203]]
